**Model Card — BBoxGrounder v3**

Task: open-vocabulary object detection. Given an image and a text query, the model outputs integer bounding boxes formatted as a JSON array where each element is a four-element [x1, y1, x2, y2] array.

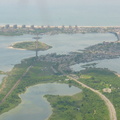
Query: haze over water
[[0, 0, 120, 26]]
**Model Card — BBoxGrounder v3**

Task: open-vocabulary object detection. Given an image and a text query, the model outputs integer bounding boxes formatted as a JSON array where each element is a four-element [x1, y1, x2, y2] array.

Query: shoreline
[[115, 73, 120, 77], [0, 33, 120, 119], [8, 46, 27, 51], [8, 41, 52, 51], [0, 82, 81, 120], [1, 24, 120, 28], [8, 41, 28, 50]]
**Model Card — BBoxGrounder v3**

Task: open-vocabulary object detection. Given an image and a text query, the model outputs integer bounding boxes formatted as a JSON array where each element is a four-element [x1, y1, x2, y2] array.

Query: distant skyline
[[0, 0, 120, 26]]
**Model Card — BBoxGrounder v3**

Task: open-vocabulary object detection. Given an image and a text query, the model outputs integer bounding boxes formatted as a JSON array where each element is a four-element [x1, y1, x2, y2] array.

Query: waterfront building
[[47, 25, 50, 28], [31, 25, 34, 29], [22, 25, 26, 28], [62, 25, 65, 30], [75, 25, 78, 30], [13, 24, 17, 29], [41, 25, 44, 29], [69, 25, 72, 29], [5, 24, 10, 29]]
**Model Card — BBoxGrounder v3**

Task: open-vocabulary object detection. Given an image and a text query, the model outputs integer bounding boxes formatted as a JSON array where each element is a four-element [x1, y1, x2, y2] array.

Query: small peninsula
[[11, 41, 52, 51]]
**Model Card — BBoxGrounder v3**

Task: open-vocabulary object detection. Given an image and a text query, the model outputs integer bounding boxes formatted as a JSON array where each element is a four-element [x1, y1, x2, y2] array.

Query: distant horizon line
[[1, 24, 120, 28]]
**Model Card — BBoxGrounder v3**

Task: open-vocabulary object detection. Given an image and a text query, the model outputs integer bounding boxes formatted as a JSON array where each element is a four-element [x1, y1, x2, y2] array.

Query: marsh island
[[11, 41, 52, 51]]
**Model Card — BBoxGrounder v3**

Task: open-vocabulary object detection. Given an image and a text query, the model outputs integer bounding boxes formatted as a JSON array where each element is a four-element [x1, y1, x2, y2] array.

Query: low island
[[10, 41, 52, 51]]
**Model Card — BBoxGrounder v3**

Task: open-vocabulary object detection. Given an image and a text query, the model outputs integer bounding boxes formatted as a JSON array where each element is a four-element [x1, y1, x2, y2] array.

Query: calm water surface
[[0, 33, 115, 72], [0, 83, 81, 120], [71, 58, 120, 74], [0, 33, 119, 120]]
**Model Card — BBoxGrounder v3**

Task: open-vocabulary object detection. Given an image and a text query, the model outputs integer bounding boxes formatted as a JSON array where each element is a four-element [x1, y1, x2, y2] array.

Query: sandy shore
[[8, 41, 31, 50], [8, 46, 27, 51], [115, 73, 120, 77]]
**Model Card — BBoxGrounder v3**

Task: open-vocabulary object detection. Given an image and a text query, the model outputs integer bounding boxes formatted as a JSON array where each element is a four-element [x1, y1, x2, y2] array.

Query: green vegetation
[[0, 31, 23, 36], [0, 70, 5, 74], [78, 68, 120, 119], [12, 41, 52, 51], [0, 58, 33, 114], [0, 27, 79, 37], [0, 56, 120, 120], [0, 57, 65, 114], [45, 88, 109, 120]]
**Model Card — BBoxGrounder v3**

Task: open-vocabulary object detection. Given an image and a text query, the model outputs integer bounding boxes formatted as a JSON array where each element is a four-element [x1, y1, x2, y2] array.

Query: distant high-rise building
[[22, 25, 26, 28], [41, 26, 44, 29], [54, 26, 58, 29], [69, 25, 72, 29], [75, 25, 78, 30], [13, 24, 17, 29], [31, 25, 34, 29], [5, 24, 10, 29], [47, 25, 50, 28], [62, 25, 65, 29]]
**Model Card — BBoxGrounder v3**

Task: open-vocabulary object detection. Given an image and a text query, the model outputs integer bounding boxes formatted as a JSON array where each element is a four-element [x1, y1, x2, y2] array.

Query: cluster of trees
[[0, 58, 33, 114], [0, 31, 23, 36], [0, 27, 78, 36], [0, 58, 65, 114], [1, 56, 120, 120], [45, 88, 109, 120], [12, 41, 52, 51], [79, 68, 120, 119], [0, 70, 5, 74]]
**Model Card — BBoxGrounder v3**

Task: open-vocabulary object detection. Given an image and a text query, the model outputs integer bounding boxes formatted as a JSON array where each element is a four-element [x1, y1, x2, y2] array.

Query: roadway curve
[[68, 75, 117, 120]]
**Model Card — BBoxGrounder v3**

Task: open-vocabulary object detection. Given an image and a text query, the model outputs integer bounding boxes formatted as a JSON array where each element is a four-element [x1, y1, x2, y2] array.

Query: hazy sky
[[1, 0, 119, 12], [0, 0, 120, 26], [1, 0, 120, 6]]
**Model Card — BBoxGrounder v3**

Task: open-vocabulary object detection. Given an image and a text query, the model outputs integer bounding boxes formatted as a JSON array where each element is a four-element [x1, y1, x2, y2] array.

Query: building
[[47, 25, 50, 28], [13, 24, 17, 29], [41, 26, 44, 29], [31, 25, 34, 29], [75, 25, 78, 30], [22, 25, 26, 28], [5, 24, 10, 29], [69, 25, 72, 29]]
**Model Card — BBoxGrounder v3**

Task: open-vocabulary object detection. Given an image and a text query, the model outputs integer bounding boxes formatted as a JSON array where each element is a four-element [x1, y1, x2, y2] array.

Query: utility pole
[[33, 35, 41, 58]]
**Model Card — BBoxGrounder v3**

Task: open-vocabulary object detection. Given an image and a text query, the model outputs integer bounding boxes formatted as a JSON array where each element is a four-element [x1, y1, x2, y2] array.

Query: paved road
[[68, 75, 117, 120], [0, 66, 32, 104]]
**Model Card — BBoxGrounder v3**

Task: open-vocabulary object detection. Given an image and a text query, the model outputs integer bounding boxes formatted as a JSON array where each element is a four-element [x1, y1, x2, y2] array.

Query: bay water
[[0, 33, 119, 120], [0, 83, 81, 120]]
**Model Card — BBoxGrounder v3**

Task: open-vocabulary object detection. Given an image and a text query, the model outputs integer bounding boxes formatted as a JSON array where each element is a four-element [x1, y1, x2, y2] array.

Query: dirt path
[[68, 75, 117, 120], [0, 66, 32, 104]]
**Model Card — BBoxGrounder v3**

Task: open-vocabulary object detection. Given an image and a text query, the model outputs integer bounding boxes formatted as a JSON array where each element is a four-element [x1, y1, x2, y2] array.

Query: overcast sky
[[0, 0, 120, 26], [0, 0, 119, 12], [0, 0, 120, 6]]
